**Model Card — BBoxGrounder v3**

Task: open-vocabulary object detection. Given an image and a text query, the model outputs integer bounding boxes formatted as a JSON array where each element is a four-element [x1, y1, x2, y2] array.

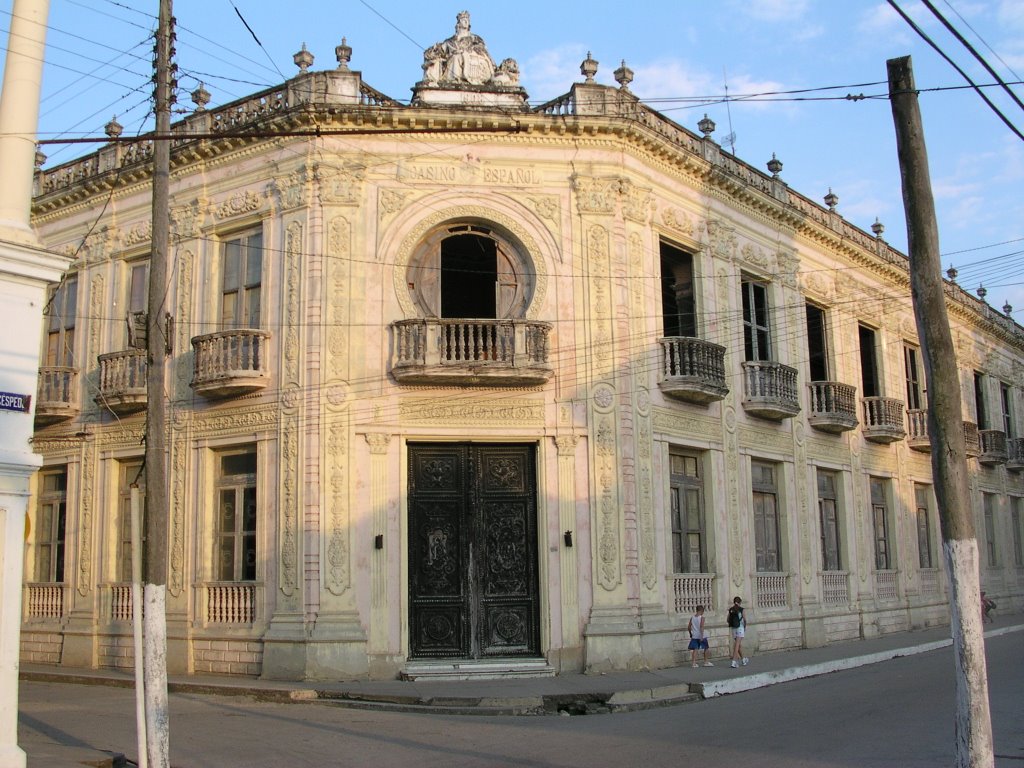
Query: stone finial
[[335, 37, 352, 71], [613, 60, 633, 91], [871, 217, 884, 238], [977, 284, 987, 301], [1003, 301, 1013, 316], [580, 52, 598, 83], [191, 82, 211, 111], [293, 42, 314, 74], [767, 153, 782, 177], [946, 265, 958, 283], [824, 188, 839, 211], [697, 113, 715, 138], [34, 147, 46, 169], [104, 115, 123, 139]]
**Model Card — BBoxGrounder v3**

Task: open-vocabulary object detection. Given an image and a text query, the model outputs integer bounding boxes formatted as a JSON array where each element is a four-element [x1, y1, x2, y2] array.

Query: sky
[[4, 0, 1024, 318]]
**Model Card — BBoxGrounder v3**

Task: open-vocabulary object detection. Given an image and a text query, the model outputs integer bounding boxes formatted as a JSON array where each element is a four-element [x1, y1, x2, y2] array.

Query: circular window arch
[[407, 223, 536, 319]]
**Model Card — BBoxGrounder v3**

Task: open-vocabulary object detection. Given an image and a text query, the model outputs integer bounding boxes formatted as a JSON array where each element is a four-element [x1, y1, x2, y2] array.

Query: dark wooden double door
[[408, 443, 541, 660]]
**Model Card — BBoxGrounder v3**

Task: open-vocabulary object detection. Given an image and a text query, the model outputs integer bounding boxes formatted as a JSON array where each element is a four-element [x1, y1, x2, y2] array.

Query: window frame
[[914, 484, 934, 570], [816, 469, 841, 572], [669, 451, 706, 574], [858, 324, 880, 398], [974, 371, 988, 429], [45, 276, 78, 367], [36, 468, 69, 583], [660, 240, 697, 339], [904, 344, 925, 411], [805, 303, 830, 382], [983, 492, 998, 568], [220, 229, 264, 330], [869, 477, 892, 571], [1011, 496, 1023, 568], [118, 459, 146, 583], [214, 447, 258, 582], [741, 277, 772, 362], [751, 460, 782, 572]]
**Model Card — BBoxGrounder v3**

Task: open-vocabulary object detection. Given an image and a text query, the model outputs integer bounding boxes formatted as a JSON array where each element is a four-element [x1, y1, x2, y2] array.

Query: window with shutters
[[221, 230, 263, 329], [904, 344, 924, 411], [752, 461, 781, 572], [661, 242, 697, 338], [669, 452, 706, 573], [914, 484, 934, 570], [870, 477, 892, 570], [215, 448, 258, 582], [45, 277, 78, 367], [817, 470, 841, 571], [36, 468, 68, 583], [983, 493, 998, 568], [118, 460, 145, 582], [741, 278, 771, 362]]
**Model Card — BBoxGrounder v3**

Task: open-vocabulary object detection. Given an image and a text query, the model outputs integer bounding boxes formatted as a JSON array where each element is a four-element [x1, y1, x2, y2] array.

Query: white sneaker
[[742, 657, 749, 666], [730, 660, 738, 668], [703, 662, 714, 667], [691, 663, 698, 668]]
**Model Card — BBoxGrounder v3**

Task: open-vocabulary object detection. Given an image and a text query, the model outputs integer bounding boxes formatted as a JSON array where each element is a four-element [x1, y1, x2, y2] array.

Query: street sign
[[0, 391, 31, 412]]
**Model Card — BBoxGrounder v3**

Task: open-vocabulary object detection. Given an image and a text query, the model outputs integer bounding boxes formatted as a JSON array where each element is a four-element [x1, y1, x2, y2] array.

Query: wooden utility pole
[[143, 0, 173, 765], [888, 55, 993, 767]]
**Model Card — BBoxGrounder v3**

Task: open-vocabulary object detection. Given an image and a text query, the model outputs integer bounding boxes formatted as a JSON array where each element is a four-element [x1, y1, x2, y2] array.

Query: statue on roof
[[420, 11, 505, 87]]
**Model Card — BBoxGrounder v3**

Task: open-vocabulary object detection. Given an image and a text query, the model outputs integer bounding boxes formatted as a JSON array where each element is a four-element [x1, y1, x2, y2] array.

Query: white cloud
[[522, 45, 593, 101], [998, 0, 1024, 28]]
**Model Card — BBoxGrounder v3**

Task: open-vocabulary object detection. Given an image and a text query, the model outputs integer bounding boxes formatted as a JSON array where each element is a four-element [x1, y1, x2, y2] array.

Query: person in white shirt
[[688, 605, 713, 667]]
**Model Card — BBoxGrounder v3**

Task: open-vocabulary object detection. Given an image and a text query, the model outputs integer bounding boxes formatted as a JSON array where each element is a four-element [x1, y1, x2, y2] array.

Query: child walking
[[688, 605, 713, 667]]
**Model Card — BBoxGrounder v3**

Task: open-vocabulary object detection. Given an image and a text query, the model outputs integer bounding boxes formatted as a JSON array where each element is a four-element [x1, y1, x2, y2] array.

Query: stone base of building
[[582, 606, 676, 673], [260, 613, 369, 681]]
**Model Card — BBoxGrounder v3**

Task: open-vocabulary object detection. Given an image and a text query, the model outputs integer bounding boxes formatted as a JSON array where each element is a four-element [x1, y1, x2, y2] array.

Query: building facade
[[21, 13, 1024, 680]]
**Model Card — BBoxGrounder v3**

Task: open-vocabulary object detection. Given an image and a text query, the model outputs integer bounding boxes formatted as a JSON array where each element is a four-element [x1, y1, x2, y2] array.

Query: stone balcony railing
[[668, 572, 715, 615], [96, 349, 148, 415], [861, 396, 906, 444], [754, 572, 789, 609], [23, 583, 66, 620], [1007, 437, 1024, 472], [875, 570, 899, 601], [391, 318, 554, 386], [740, 361, 800, 421], [806, 381, 858, 434], [964, 421, 980, 457], [908, 411, 986, 457], [191, 329, 271, 399], [657, 337, 728, 404], [202, 582, 259, 625], [820, 571, 850, 606], [978, 429, 1008, 466], [35, 366, 79, 425]]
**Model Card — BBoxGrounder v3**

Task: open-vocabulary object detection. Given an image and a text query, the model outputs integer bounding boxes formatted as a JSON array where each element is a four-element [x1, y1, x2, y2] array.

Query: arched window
[[407, 224, 533, 319]]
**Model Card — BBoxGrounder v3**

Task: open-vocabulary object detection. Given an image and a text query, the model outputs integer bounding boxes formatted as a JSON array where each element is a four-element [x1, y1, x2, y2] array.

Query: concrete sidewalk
[[18, 620, 1022, 767], [21, 619, 1023, 718]]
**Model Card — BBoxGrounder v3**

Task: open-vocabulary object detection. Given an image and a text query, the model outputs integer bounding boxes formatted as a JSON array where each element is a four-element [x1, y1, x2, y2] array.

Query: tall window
[[221, 231, 263, 329], [859, 325, 879, 398], [973, 372, 987, 429], [741, 278, 771, 362], [669, 452, 705, 573], [1000, 383, 1013, 438], [805, 303, 829, 381], [660, 242, 696, 338], [45, 276, 78, 367], [36, 469, 68, 582], [817, 469, 841, 571], [752, 461, 781, 572], [870, 477, 891, 570], [1011, 496, 1023, 568], [904, 345, 924, 410], [914, 484, 934, 569], [118, 460, 145, 582], [216, 449, 257, 581], [126, 261, 149, 347], [983, 493, 998, 567]]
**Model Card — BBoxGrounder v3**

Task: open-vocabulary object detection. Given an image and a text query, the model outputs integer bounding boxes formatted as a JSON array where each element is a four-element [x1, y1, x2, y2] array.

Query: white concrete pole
[[0, 2, 68, 768]]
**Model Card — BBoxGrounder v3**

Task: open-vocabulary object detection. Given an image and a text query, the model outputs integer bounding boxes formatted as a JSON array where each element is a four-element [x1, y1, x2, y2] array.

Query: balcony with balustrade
[[907, 408, 929, 452], [978, 429, 1008, 466], [390, 318, 554, 386], [200, 582, 259, 626], [861, 396, 906, 444], [668, 572, 715, 615], [191, 329, 271, 399], [964, 421, 980, 457], [1007, 437, 1024, 472], [657, 337, 728, 404], [741, 361, 800, 421], [807, 381, 858, 433], [23, 583, 66, 620], [96, 349, 147, 415], [35, 366, 79, 425]]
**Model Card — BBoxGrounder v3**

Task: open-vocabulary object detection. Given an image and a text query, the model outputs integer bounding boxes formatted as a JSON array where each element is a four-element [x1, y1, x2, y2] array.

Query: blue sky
[[6, 0, 1024, 315]]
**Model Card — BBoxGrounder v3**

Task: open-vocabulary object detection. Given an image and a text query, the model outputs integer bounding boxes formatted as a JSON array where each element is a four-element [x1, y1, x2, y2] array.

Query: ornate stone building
[[22, 12, 1024, 680]]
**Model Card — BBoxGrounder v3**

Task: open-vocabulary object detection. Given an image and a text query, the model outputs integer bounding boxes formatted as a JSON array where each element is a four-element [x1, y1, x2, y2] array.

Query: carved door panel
[[408, 443, 540, 660]]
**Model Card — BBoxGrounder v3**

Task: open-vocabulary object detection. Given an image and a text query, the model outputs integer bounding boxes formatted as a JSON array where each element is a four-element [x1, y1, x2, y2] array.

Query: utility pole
[[143, 0, 173, 765], [887, 55, 993, 767]]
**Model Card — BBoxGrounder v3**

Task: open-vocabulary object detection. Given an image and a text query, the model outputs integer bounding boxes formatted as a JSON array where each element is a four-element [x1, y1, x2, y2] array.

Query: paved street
[[17, 629, 1024, 767]]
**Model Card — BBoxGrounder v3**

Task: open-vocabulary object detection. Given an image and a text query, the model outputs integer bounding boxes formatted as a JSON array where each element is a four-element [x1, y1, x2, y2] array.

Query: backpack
[[727, 607, 741, 628]]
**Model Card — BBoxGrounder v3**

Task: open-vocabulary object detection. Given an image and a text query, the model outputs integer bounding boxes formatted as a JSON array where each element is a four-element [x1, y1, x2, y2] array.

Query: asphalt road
[[18, 631, 1024, 767]]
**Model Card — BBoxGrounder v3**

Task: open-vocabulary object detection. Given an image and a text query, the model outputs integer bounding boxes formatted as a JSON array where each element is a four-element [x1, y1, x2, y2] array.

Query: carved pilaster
[[366, 433, 391, 653], [169, 411, 188, 598], [76, 441, 95, 596], [555, 435, 581, 648]]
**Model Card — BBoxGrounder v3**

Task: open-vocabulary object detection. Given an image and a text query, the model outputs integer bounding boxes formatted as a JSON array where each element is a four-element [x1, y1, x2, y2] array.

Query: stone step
[[400, 659, 556, 681]]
